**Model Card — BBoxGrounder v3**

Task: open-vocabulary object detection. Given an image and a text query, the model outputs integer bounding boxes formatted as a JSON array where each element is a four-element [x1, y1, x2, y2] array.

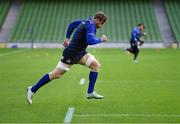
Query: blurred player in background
[[27, 11, 108, 104], [126, 23, 146, 63]]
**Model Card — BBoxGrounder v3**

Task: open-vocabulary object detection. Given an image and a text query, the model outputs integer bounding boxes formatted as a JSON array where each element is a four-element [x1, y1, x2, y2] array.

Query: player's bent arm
[[86, 34, 102, 45], [132, 31, 139, 41], [86, 25, 101, 45], [86, 25, 107, 45], [66, 20, 82, 39], [86, 34, 107, 45]]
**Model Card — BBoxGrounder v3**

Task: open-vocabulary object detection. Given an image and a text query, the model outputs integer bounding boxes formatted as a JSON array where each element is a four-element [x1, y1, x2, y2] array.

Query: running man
[[126, 23, 146, 63], [27, 12, 108, 104]]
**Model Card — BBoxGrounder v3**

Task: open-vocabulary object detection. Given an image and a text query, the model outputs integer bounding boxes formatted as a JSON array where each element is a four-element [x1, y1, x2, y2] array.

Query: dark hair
[[137, 23, 145, 29], [93, 11, 107, 23]]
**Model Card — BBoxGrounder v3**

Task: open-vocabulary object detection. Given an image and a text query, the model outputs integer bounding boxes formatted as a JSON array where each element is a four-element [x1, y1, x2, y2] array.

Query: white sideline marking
[[64, 107, 75, 123], [75, 113, 180, 117], [0, 50, 26, 57], [79, 78, 85, 85], [98, 80, 179, 83]]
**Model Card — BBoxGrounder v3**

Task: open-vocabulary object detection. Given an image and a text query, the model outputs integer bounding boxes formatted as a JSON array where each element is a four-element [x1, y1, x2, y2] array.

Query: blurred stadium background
[[0, 0, 179, 48]]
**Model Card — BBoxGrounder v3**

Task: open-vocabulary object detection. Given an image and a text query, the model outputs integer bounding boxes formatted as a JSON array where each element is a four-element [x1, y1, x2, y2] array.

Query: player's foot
[[122, 48, 131, 54], [133, 60, 138, 64], [27, 86, 34, 104], [87, 91, 103, 99]]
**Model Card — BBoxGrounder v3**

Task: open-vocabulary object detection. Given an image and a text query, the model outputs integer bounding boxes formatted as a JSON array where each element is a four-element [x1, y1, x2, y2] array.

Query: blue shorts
[[130, 43, 139, 53], [61, 49, 87, 65]]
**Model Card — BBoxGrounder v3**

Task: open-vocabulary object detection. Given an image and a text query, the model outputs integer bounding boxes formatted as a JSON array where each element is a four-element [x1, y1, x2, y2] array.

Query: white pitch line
[[75, 113, 180, 117], [79, 78, 85, 85], [98, 80, 179, 83], [64, 107, 75, 123]]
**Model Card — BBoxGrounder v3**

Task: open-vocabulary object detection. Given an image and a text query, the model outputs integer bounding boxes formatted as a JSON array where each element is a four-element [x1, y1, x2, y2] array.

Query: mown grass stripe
[[0, 50, 26, 57]]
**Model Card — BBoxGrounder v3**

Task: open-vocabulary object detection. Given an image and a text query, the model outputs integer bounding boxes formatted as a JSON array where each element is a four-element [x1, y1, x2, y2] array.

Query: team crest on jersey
[[66, 59, 71, 64]]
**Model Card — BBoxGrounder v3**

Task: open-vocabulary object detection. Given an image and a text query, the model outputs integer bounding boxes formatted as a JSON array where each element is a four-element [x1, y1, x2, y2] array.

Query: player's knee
[[96, 63, 101, 70], [135, 49, 139, 53], [91, 62, 101, 71], [84, 53, 101, 71]]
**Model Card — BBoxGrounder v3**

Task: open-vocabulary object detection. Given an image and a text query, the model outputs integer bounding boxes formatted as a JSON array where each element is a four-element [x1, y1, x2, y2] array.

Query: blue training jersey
[[65, 18, 102, 52], [130, 27, 140, 44]]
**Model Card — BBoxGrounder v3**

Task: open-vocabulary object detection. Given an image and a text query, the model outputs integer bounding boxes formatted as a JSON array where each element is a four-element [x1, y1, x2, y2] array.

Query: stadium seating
[[0, 0, 12, 28], [165, 0, 180, 42], [10, 0, 162, 43]]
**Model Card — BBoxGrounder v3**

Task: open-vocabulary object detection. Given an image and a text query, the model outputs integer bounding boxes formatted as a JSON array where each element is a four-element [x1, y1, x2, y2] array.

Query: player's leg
[[49, 62, 71, 80], [126, 47, 135, 54], [27, 61, 71, 104], [126, 41, 135, 54], [133, 45, 139, 63], [31, 62, 71, 93], [79, 53, 103, 99]]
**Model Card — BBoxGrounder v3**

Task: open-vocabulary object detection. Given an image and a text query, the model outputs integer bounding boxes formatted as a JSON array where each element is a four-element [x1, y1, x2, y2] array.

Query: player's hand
[[143, 32, 147, 36], [138, 40, 144, 46], [63, 39, 70, 47], [101, 34, 107, 42]]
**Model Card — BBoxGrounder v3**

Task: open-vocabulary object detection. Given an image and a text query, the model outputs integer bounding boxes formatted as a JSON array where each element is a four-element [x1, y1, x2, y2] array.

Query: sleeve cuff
[[99, 38, 103, 43]]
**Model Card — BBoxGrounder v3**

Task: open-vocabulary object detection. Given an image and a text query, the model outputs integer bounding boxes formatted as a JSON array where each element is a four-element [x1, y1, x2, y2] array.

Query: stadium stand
[[165, 0, 180, 42], [10, 0, 162, 43], [0, 0, 12, 28]]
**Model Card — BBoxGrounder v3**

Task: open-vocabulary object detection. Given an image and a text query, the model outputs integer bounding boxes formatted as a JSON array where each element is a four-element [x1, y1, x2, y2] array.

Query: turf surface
[[0, 48, 180, 123]]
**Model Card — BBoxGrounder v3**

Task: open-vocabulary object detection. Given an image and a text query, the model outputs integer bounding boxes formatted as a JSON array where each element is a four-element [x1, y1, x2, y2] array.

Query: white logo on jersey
[[66, 59, 71, 63], [88, 33, 95, 36]]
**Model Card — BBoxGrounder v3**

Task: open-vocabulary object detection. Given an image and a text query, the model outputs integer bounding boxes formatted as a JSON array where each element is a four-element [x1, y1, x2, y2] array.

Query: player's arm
[[138, 40, 144, 46], [86, 24, 107, 45], [63, 20, 82, 47], [66, 20, 82, 39], [135, 35, 144, 46], [138, 31, 147, 46], [132, 31, 141, 45]]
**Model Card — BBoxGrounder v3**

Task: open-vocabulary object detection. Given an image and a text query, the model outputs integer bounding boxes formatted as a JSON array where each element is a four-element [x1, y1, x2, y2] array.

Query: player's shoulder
[[133, 27, 139, 33], [85, 17, 95, 26], [72, 19, 83, 24]]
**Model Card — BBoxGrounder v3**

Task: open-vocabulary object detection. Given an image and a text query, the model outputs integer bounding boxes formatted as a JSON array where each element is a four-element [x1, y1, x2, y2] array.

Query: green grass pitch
[[0, 48, 180, 123]]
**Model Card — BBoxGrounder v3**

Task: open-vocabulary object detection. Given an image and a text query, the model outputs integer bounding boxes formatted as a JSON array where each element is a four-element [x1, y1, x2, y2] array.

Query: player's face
[[95, 19, 104, 29], [140, 25, 145, 31]]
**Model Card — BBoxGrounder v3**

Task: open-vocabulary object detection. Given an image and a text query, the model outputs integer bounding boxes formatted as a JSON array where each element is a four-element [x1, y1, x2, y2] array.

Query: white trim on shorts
[[56, 61, 70, 71], [85, 53, 95, 66]]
